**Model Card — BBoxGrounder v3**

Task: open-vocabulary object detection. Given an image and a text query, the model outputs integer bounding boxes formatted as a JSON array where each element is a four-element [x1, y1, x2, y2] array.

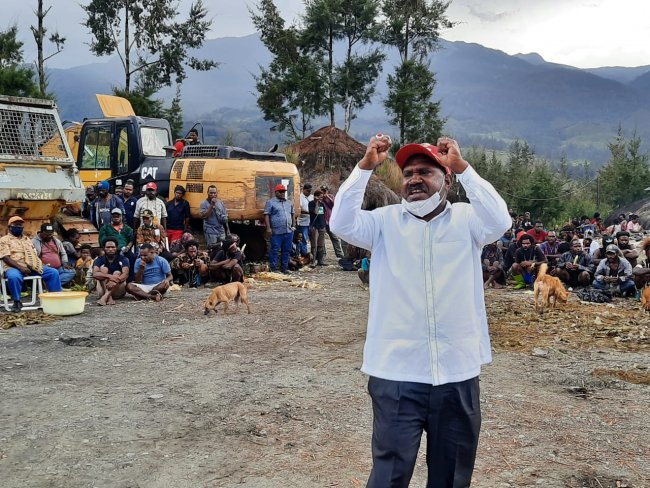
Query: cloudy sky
[[4, 0, 649, 69]]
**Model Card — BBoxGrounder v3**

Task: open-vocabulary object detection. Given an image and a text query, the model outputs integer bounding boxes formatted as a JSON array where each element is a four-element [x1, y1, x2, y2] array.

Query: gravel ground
[[1, 260, 649, 488]]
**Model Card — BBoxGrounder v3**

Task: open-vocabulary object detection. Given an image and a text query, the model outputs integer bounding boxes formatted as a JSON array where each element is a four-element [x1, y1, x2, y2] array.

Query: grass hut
[[286, 126, 399, 210]]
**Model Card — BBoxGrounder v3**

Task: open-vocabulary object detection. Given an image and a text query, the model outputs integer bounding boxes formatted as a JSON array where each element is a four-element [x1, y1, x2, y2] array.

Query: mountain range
[[47, 34, 650, 167]]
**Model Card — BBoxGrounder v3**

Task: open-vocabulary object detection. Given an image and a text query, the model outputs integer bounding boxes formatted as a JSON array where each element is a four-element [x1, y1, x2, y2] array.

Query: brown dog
[[640, 285, 650, 313], [534, 263, 570, 313], [203, 282, 251, 315]]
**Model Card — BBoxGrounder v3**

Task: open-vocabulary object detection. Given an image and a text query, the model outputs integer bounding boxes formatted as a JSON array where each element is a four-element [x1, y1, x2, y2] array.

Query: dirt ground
[[1, 251, 649, 488]]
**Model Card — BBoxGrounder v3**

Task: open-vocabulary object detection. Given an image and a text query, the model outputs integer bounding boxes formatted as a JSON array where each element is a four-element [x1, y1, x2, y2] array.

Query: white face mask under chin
[[401, 189, 447, 218]]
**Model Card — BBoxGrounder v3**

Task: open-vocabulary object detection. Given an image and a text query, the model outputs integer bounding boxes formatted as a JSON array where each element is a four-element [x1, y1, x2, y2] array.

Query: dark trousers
[[366, 376, 481, 488]]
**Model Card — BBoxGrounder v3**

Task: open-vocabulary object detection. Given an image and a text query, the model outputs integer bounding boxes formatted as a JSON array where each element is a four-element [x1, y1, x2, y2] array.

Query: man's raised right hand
[[358, 134, 392, 171]]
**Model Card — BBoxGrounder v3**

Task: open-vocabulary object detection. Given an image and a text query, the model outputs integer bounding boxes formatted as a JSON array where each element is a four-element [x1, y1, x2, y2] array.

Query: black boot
[[10, 300, 22, 312]]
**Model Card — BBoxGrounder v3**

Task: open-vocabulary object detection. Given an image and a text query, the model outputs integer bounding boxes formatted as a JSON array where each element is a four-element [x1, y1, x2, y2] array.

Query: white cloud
[[3, 0, 648, 69]]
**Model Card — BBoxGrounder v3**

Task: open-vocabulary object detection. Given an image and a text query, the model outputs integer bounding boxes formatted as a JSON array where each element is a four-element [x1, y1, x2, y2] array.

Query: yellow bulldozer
[[65, 95, 300, 259], [0, 95, 85, 237]]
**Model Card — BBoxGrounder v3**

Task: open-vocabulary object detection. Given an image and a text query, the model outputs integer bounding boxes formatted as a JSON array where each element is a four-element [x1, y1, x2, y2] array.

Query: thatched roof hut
[[287, 126, 399, 210], [287, 126, 365, 180]]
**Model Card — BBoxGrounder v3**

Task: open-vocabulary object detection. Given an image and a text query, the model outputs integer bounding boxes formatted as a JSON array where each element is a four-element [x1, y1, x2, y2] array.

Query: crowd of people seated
[[484, 210, 647, 300], [0, 180, 250, 310]]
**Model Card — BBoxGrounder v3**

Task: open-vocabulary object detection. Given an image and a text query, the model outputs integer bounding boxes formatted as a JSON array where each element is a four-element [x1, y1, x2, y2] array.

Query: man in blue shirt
[[94, 180, 125, 228], [126, 243, 173, 301], [93, 238, 129, 306], [264, 183, 295, 274], [119, 180, 139, 228], [199, 185, 230, 247]]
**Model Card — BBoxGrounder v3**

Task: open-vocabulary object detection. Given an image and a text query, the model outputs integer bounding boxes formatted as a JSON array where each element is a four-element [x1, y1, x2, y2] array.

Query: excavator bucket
[[96, 94, 136, 118]]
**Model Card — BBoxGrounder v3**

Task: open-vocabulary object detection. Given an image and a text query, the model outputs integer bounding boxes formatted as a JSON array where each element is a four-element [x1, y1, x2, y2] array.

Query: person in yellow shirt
[[0, 216, 62, 311]]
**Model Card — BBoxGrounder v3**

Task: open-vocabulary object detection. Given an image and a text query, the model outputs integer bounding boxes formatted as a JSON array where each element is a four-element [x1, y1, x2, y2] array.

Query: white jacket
[[330, 165, 511, 385]]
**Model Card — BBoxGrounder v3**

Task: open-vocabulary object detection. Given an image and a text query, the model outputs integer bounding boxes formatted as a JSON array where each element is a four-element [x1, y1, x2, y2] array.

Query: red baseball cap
[[274, 184, 287, 192], [516, 231, 533, 243], [395, 143, 450, 174], [144, 182, 157, 191]]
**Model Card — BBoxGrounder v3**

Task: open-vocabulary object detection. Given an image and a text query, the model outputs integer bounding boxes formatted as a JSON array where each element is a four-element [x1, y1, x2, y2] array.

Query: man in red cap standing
[[0, 216, 62, 311], [264, 183, 295, 274], [330, 135, 511, 488], [133, 181, 167, 230]]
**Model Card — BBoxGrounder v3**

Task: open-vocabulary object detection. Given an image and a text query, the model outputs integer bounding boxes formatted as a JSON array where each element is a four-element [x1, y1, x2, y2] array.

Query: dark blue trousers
[[269, 232, 293, 271], [366, 376, 481, 488]]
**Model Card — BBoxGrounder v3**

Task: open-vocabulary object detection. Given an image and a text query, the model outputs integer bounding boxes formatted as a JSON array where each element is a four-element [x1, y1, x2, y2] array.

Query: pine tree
[[598, 128, 650, 207], [251, 0, 325, 141], [302, 0, 384, 131], [83, 0, 217, 94], [0, 25, 39, 97], [380, 0, 453, 144]]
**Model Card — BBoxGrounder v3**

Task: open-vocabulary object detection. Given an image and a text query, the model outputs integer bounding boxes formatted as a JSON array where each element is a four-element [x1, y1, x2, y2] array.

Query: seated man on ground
[[288, 231, 312, 271], [169, 231, 195, 260], [592, 244, 636, 297], [592, 235, 615, 267], [528, 220, 547, 244], [92, 238, 130, 306], [555, 239, 594, 289], [502, 234, 521, 275], [538, 231, 562, 269], [32, 223, 76, 287], [511, 232, 546, 289], [578, 216, 596, 236], [0, 216, 62, 311], [481, 242, 505, 288], [100, 207, 136, 277], [615, 231, 639, 268], [126, 244, 173, 301], [171, 240, 209, 288], [209, 237, 245, 283], [627, 214, 643, 234], [497, 228, 514, 253], [557, 227, 575, 254]]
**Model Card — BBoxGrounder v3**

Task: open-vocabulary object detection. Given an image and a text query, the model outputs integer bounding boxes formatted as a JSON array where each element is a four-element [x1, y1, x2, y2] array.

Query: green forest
[[2, 0, 649, 221]]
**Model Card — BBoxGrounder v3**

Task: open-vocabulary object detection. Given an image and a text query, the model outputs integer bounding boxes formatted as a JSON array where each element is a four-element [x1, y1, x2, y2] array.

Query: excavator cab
[[75, 95, 174, 195]]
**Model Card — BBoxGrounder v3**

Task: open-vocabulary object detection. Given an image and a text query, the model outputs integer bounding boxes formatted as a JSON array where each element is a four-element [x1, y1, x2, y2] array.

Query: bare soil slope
[[1, 266, 649, 488]]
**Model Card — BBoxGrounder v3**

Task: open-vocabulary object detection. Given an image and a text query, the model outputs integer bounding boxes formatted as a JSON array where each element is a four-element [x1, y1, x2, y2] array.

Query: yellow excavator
[[65, 95, 300, 259]]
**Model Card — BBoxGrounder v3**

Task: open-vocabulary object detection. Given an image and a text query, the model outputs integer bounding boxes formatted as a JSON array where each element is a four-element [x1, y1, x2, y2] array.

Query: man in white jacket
[[330, 135, 511, 488]]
